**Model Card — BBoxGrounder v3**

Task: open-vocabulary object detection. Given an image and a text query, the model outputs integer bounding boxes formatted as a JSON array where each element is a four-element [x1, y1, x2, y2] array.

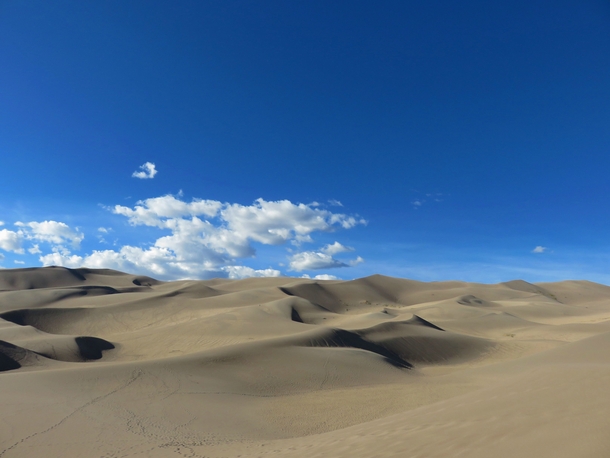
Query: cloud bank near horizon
[[0, 195, 366, 280]]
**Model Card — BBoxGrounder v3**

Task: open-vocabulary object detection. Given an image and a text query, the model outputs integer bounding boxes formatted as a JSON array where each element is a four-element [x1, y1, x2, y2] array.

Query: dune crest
[[2, 267, 610, 457]]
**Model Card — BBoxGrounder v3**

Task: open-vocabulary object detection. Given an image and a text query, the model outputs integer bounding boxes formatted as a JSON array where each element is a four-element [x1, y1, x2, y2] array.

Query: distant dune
[[1, 267, 610, 457]]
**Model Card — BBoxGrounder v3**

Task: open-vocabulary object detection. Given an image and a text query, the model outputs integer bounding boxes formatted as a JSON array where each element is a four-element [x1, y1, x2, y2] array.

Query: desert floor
[[1, 267, 610, 457]]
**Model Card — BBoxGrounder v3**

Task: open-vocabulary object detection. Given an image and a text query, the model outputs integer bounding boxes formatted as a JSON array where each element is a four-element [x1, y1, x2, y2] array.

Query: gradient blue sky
[[1, 1, 609, 282]]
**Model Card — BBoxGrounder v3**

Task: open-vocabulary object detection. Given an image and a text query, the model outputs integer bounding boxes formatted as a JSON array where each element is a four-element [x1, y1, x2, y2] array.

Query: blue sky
[[1, 0, 609, 282]]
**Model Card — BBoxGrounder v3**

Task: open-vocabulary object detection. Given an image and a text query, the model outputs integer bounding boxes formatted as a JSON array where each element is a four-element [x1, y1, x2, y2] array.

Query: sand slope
[[1, 267, 610, 457]]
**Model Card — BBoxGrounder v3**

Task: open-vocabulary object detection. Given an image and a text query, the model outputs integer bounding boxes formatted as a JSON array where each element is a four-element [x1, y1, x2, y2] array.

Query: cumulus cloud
[[132, 162, 158, 179], [15, 221, 83, 248], [39, 195, 366, 280], [112, 195, 365, 262], [301, 273, 340, 280], [289, 251, 348, 271], [0, 229, 24, 254], [322, 241, 354, 255], [220, 198, 366, 243], [113, 195, 222, 226], [532, 246, 547, 254], [14, 260, 25, 265], [223, 266, 282, 279]]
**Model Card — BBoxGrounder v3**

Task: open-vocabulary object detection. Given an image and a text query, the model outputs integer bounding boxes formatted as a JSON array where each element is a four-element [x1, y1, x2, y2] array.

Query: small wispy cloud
[[532, 246, 548, 254], [328, 199, 343, 207], [28, 245, 41, 254], [14, 260, 25, 265], [132, 162, 158, 179], [411, 192, 444, 209]]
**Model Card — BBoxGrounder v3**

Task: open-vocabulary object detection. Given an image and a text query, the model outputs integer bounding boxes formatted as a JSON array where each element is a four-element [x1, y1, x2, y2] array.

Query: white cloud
[[302, 273, 340, 280], [349, 256, 364, 266], [113, 195, 222, 227], [16, 221, 83, 248], [328, 199, 343, 207], [0, 221, 4, 226], [39, 195, 365, 280], [289, 251, 348, 271], [13, 260, 25, 265], [132, 162, 158, 179], [98, 227, 112, 233], [39, 251, 84, 269], [220, 198, 366, 244], [532, 246, 548, 254], [28, 244, 42, 254], [322, 241, 354, 255], [315, 274, 339, 280], [0, 229, 24, 254], [223, 266, 282, 279], [112, 195, 365, 262]]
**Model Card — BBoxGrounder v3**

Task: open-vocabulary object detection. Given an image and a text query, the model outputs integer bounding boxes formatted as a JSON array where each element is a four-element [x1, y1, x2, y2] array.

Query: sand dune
[[1, 267, 610, 456]]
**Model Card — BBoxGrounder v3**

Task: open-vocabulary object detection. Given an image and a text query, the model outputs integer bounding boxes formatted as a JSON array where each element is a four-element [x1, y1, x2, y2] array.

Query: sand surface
[[1, 267, 610, 457]]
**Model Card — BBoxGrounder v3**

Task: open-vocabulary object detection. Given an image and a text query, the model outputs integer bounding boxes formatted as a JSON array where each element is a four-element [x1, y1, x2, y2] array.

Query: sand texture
[[1, 267, 610, 457]]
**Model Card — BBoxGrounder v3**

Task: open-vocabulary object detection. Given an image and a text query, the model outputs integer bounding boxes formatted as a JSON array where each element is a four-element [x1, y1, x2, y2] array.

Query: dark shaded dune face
[[0, 308, 77, 332], [0, 335, 116, 370], [1, 308, 91, 334], [0, 286, 127, 314], [0, 266, 162, 292], [0, 309, 28, 326], [367, 331, 493, 366], [74, 337, 115, 360], [23, 335, 115, 363], [0, 352, 20, 372], [0, 340, 23, 372], [131, 276, 161, 287], [0, 266, 86, 291], [280, 283, 345, 313], [304, 329, 413, 369], [287, 297, 334, 324], [291, 307, 304, 323], [0, 309, 116, 363], [404, 315, 445, 331], [0, 340, 58, 371], [356, 319, 493, 366]]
